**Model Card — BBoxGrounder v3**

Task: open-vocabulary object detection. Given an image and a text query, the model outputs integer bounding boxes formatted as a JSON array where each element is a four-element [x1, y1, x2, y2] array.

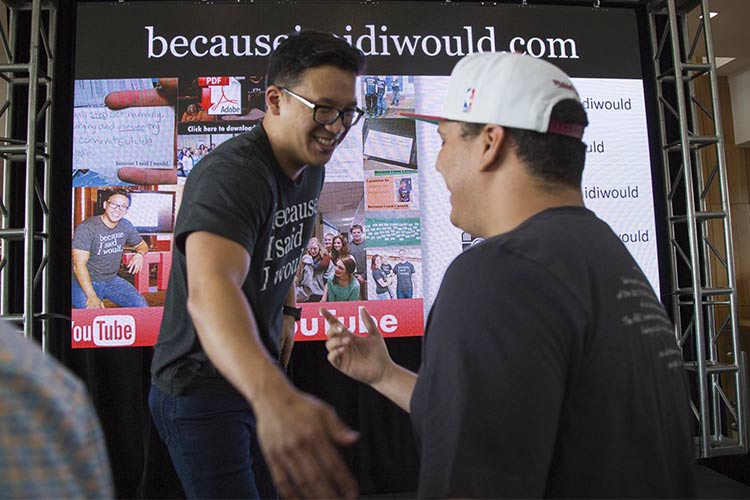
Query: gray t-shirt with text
[[72, 216, 142, 282]]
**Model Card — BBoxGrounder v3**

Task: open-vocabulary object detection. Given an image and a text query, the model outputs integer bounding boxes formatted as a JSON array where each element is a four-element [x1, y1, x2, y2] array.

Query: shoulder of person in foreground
[[0, 321, 114, 499]]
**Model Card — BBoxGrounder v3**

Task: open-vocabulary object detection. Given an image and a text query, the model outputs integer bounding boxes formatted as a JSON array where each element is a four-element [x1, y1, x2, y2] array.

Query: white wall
[[728, 67, 750, 147]]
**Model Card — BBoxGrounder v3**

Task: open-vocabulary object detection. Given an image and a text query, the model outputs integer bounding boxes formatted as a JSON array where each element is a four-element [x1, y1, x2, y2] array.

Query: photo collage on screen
[[71, 75, 265, 317], [304, 74, 424, 306]]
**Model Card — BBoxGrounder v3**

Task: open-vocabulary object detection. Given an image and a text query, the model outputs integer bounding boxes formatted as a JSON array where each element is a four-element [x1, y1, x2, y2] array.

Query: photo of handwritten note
[[72, 78, 176, 187], [364, 130, 413, 165]]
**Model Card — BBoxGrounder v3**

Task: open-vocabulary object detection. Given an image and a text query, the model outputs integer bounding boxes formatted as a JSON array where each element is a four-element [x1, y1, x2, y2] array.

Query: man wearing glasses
[[150, 30, 365, 499], [72, 189, 149, 309]]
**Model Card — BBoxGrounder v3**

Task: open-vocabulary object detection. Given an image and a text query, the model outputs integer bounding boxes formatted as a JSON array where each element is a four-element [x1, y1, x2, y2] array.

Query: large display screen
[[70, 1, 658, 348]]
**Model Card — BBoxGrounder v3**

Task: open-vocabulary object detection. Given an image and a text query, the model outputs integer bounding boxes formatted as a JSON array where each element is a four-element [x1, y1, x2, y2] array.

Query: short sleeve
[[71, 221, 94, 252], [174, 161, 272, 256], [122, 220, 144, 247]]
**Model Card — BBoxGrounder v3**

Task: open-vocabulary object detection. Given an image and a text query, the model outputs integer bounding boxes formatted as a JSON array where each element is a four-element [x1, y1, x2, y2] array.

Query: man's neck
[[263, 118, 311, 181], [480, 161, 584, 238], [100, 215, 118, 229]]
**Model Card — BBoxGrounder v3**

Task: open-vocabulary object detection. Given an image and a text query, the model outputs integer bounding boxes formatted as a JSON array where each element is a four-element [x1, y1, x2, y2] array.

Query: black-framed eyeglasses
[[106, 201, 129, 211], [281, 87, 364, 127]]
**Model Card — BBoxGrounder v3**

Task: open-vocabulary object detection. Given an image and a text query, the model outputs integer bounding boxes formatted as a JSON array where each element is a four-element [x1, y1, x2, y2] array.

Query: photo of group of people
[[294, 75, 423, 306], [294, 228, 366, 303], [294, 225, 421, 303], [361, 75, 414, 118]]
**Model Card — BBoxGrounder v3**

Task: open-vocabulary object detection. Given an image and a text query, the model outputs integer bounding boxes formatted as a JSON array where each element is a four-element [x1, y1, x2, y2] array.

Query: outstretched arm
[[279, 283, 297, 369], [322, 307, 417, 412], [185, 232, 358, 499]]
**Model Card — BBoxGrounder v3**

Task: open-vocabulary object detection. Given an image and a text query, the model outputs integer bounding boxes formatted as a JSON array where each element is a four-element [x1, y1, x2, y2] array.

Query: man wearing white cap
[[322, 52, 696, 498]]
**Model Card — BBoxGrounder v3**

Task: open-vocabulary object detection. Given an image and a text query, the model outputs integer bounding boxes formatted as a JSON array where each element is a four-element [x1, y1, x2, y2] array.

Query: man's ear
[[265, 86, 283, 115], [478, 125, 506, 172]]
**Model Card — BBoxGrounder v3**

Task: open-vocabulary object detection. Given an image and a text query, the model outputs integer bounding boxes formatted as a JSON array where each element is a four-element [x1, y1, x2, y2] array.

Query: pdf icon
[[93, 315, 136, 347], [200, 76, 242, 115]]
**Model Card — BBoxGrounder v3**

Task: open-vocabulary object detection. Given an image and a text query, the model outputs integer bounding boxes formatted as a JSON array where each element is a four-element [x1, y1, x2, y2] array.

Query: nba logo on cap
[[463, 88, 475, 113]]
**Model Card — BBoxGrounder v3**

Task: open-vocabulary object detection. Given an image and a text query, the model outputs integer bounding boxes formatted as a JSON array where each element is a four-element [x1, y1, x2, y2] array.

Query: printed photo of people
[[361, 75, 414, 118], [294, 181, 368, 303], [366, 247, 422, 300], [72, 186, 178, 308], [72, 78, 177, 187]]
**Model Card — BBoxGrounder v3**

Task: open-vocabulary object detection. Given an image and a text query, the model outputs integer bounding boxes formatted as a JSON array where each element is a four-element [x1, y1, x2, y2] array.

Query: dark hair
[[106, 189, 131, 204], [371, 254, 381, 271], [460, 99, 588, 190], [340, 256, 357, 275], [331, 236, 350, 268], [266, 30, 366, 89], [350, 224, 363, 232]]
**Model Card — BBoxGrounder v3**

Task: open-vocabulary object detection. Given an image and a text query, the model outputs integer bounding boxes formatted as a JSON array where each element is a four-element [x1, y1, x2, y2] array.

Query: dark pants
[[397, 289, 413, 299], [148, 384, 277, 499], [365, 93, 377, 114]]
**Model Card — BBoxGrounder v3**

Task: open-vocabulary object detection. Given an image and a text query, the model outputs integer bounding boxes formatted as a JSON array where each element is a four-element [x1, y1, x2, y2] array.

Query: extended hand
[[255, 389, 359, 499], [127, 253, 144, 274], [321, 307, 392, 386], [85, 296, 104, 309]]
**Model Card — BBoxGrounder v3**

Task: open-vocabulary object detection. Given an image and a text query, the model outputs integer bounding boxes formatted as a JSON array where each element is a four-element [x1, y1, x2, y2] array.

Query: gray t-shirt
[[349, 239, 367, 278], [152, 125, 324, 395], [72, 216, 143, 282], [394, 261, 415, 292]]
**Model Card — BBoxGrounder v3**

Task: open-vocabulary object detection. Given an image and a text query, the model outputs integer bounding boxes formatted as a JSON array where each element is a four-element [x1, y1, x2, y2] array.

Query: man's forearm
[[134, 240, 149, 254], [372, 363, 418, 413], [188, 277, 294, 407], [284, 281, 297, 308], [73, 264, 99, 300]]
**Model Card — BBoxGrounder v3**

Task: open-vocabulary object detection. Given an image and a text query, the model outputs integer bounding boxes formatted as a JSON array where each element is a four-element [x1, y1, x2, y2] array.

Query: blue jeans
[[72, 275, 148, 308], [376, 94, 386, 115], [148, 384, 277, 500], [397, 289, 413, 299], [376, 291, 391, 300]]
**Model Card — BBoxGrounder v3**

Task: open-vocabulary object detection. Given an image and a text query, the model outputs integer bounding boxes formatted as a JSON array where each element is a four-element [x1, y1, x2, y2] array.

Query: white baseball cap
[[402, 52, 585, 139]]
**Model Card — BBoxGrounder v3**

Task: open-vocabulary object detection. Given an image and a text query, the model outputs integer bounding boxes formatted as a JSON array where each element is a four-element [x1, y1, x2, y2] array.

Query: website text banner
[[76, 2, 641, 80], [72, 307, 163, 348], [295, 299, 424, 342]]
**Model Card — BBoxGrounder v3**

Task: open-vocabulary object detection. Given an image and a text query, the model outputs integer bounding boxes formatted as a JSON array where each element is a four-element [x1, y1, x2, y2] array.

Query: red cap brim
[[399, 112, 446, 124]]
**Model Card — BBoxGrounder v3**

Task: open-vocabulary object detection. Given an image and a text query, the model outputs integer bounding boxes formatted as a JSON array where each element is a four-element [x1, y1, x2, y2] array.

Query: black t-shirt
[[152, 125, 324, 395], [372, 268, 388, 294], [410, 207, 696, 499]]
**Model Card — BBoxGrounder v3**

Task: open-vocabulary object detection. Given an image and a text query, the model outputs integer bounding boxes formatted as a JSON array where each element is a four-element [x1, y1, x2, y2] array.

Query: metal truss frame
[[0, 0, 56, 350], [647, 0, 747, 457]]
